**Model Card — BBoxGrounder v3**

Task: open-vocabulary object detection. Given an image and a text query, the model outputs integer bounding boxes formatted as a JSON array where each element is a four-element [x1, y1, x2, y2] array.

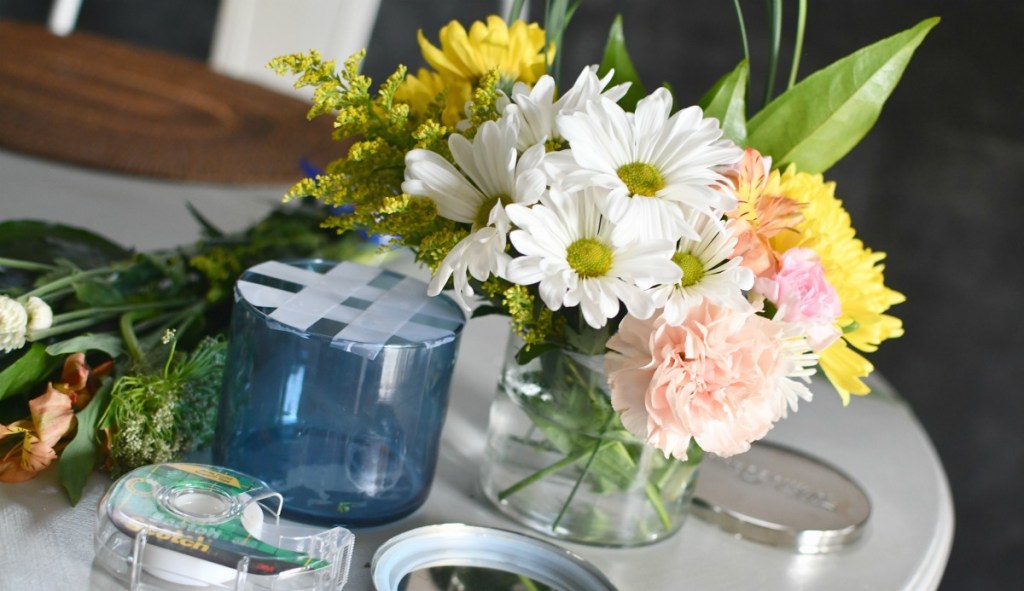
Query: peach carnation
[[605, 301, 816, 460]]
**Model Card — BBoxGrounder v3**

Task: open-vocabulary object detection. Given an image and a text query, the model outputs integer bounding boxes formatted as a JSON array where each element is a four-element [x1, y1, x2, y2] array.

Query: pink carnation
[[605, 301, 814, 460], [756, 247, 842, 352]]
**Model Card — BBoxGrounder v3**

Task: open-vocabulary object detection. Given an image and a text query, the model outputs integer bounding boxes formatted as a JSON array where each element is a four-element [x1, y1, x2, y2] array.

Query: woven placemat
[[0, 21, 344, 184]]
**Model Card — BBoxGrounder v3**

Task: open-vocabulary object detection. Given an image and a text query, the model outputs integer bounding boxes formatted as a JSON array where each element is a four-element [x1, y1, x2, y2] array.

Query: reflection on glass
[[399, 566, 556, 591]]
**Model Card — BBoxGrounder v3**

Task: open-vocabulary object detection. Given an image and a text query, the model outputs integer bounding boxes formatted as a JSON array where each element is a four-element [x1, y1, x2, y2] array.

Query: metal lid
[[371, 524, 617, 591], [692, 441, 870, 554]]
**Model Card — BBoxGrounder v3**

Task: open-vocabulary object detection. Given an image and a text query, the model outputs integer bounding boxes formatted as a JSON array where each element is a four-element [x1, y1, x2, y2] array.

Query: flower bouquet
[[272, 3, 934, 544]]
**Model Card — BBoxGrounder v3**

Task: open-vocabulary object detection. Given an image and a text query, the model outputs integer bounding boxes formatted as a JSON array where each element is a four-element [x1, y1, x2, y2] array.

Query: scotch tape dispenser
[[94, 463, 354, 590]]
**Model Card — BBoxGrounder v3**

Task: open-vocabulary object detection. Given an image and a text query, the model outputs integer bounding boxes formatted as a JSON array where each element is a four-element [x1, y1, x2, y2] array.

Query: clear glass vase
[[480, 334, 702, 546]]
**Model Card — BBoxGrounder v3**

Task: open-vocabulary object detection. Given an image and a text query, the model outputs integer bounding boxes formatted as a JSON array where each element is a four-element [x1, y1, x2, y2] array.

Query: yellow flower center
[[617, 162, 664, 197], [475, 194, 511, 229], [673, 252, 705, 287], [566, 239, 613, 278]]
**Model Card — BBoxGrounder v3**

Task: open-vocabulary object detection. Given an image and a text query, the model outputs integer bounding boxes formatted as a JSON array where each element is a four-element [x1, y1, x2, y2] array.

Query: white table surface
[[0, 149, 954, 590]]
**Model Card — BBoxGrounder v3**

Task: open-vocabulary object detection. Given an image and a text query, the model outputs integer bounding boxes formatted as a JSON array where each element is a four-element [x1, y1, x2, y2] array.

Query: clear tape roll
[[94, 463, 355, 590]]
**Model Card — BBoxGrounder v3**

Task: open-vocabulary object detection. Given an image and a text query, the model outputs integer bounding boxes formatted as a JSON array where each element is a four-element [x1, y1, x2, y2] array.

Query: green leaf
[[186, 203, 225, 239], [698, 60, 749, 145], [0, 221, 130, 268], [514, 342, 563, 366], [74, 279, 126, 306], [598, 15, 646, 111], [46, 334, 123, 358], [470, 305, 505, 319], [746, 17, 939, 173], [0, 343, 58, 401], [59, 378, 112, 505]]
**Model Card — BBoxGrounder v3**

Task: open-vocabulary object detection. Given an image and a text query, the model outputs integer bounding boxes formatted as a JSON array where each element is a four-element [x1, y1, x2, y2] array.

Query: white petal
[[403, 150, 482, 223]]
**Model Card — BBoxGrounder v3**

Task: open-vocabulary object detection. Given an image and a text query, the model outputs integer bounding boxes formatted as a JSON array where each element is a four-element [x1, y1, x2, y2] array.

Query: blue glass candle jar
[[213, 260, 465, 526]]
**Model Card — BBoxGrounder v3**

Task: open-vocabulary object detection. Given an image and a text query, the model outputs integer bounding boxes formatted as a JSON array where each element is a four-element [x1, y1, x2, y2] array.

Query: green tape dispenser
[[94, 463, 354, 589]]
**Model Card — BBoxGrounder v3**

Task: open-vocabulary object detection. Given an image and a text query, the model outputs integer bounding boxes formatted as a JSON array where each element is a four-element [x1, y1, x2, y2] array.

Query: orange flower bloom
[[0, 353, 112, 482], [0, 385, 75, 482], [725, 148, 804, 279]]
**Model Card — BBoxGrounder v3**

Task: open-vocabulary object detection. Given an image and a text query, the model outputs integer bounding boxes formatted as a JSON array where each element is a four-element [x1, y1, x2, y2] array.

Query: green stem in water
[[787, 0, 807, 89], [497, 440, 614, 501], [645, 482, 673, 531], [551, 414, 616, 532]]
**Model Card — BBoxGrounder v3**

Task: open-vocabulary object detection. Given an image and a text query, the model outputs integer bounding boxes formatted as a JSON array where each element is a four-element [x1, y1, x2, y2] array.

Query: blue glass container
[[213, 260, 465, 526]]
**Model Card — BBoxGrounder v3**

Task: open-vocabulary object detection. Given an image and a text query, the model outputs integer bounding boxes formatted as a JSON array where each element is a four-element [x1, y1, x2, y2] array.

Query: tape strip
[[236, 261, 463, 359]]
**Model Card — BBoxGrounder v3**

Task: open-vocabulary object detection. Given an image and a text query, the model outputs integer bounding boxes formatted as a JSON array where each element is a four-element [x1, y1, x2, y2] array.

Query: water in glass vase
[[481, 335, 702, 546]]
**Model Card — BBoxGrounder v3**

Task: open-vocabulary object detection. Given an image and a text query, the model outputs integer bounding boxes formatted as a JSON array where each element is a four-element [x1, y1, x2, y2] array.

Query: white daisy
[[502, 66, 630, 151], [651, 213, 755, 325], [505, 187, 681, 329], [546, 87, 742, 243], [402, 118, 546, 310]]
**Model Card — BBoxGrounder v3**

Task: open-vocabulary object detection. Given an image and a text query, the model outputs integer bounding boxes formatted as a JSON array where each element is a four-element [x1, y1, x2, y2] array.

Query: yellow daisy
[[768, 166, 905, 403], [400, 16, 554, 125]]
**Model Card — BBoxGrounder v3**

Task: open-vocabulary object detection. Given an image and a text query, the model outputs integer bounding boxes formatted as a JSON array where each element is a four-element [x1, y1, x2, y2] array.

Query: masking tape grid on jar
[[236, 261, 461, 360]]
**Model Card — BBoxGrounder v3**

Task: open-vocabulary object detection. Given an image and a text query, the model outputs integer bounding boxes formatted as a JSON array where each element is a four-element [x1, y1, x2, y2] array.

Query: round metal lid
[[692, 441, 870, 554], [371, 524, 617, 591]]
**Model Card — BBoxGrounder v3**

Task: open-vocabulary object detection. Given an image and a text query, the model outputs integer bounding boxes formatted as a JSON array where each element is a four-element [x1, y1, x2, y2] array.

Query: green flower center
[[617, 162, 664, 197], [566, 238, 613, 278], [673, 252, 705, 287], [475, 194, 512, 229], [545, 137, 569, 152]]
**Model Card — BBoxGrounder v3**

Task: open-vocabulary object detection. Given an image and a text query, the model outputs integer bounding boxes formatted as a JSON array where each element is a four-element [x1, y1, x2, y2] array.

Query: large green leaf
[[746, 17, 939, 173], [0, 343, 58, 401], [59, 378, 112, 505], [46, 334, 123, 358], [0, 221, 130, 267], [698, 60, 749, 145], [598, 15, 646, 111]]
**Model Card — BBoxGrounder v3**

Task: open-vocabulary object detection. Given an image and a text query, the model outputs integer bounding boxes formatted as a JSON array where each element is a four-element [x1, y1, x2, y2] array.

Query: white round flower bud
[[24, 296, 54, 333], [0, 295, 29, 353]]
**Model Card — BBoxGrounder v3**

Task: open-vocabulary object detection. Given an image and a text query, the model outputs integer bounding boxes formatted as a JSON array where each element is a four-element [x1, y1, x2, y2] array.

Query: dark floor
[[2, 0, 1021, 588]]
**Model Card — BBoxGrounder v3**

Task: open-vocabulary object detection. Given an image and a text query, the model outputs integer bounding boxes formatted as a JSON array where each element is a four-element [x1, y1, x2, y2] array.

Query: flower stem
[[52, 299, 193, 324], [29, 317, 107, 341], [644, 482, 673, 531], [120, 313, 145, 365], [787, 0, 808, 89], [762, 0, 783, 108], [551, 414, 616, 532], [0, 257, 57, 273], [497, 441, 612, 501], [22, 267, 114, 299], [730, 0, 750, 66]]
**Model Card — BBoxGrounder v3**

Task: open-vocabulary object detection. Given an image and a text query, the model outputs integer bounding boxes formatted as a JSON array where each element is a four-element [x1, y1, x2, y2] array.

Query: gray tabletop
[[0, 149, 954, 590]]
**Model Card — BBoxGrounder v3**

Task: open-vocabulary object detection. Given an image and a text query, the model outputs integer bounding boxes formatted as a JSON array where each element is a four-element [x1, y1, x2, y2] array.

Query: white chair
[[209, 0, 382, 95]]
